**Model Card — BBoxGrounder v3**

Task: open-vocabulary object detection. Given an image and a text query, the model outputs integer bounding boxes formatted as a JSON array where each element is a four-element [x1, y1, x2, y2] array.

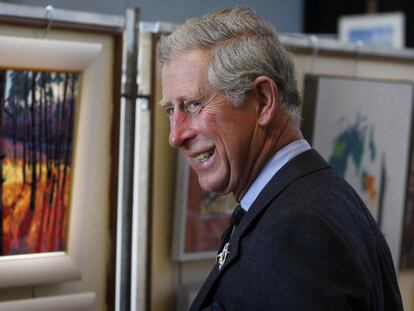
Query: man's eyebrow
[[158, 98, 170, 108], [158, 94, 204, 108]]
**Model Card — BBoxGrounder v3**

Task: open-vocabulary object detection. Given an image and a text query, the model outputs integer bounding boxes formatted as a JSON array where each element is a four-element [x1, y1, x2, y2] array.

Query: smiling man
[[160, 7, 403, 311]]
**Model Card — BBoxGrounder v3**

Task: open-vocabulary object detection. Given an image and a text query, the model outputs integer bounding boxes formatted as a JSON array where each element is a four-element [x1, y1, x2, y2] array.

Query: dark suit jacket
[[190, 149, 403, 311]]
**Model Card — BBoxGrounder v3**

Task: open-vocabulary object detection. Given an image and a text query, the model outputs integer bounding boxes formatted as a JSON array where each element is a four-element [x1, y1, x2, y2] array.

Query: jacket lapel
[[190, 149, 330, 310]]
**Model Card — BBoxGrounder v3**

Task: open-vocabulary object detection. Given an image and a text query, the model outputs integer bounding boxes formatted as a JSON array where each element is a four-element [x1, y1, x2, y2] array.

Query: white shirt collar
[[240, 139, 311, 211]]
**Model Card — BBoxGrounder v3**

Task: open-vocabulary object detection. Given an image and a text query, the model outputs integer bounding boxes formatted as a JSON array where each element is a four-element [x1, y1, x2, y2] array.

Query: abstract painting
[[0, 69, 79, 256]]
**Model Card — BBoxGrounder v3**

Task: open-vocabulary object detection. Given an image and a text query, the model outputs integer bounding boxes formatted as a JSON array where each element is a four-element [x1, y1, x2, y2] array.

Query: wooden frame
[[0, 35, 103, 287], [172, 152, 236, 261], [302, 74, 414, 268]]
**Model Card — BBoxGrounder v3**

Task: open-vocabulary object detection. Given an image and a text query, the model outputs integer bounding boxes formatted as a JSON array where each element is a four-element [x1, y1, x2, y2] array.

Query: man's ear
[[252, 76, 278, 127]]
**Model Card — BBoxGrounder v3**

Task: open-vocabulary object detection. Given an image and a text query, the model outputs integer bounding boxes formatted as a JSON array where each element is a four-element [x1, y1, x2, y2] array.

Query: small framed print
[[172, 152, 237, 261], [339, 12, 405, 48]]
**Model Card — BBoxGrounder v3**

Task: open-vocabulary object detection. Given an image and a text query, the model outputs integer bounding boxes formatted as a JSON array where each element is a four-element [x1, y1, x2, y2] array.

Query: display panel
[[302, 74, 414, 268]]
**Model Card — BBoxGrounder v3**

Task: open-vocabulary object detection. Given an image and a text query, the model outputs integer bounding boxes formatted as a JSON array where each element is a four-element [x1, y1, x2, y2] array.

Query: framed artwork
[[338, 12, 405, 48], [172, 152, 237, 261], [0, 35, 102, 287], [302, 74, 414, 268]]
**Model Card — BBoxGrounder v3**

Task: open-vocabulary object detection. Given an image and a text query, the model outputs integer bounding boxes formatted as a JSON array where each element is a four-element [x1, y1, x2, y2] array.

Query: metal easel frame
[[116, 8, 153, 311], [0, 3, 151, 311]]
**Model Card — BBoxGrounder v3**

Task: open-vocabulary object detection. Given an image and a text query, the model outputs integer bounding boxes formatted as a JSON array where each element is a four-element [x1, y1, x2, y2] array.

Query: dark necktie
[[221, 205, 246, 246], [217, 205, 246, 270]]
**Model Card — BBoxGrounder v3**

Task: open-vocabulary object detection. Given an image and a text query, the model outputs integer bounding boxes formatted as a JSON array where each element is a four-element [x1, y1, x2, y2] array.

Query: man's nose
[[168, 111, 195, 148]]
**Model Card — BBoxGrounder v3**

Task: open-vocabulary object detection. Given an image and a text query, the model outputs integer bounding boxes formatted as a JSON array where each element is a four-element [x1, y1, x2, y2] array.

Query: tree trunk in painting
[[23, 72, 29, 185], [61, 75, 75, 198], [30, 72, 37, 212], [0, 71, 6, 256], [12, 97, 17, 163], [46, 74, 52, 181], [50, 74, 63, 207], [57, 74, 68, 196], [37, 73, 45, 180]]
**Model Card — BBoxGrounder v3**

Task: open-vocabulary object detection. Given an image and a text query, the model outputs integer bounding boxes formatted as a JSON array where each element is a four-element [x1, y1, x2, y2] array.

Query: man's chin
[[197, 177, 230, 195]]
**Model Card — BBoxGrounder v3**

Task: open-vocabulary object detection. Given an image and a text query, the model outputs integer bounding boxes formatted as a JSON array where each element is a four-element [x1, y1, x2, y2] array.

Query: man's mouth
[[192, 150, 214, 164]]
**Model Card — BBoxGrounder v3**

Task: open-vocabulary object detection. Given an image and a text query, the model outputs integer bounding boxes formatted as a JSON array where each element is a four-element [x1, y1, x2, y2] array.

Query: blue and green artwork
[[328, 113, 385, 221]]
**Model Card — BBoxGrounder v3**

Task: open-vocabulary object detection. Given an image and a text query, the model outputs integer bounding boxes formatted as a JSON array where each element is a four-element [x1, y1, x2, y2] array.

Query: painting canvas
[[302, 74, 414, 268], [172, 152, 236, 261], [0, 70, 79, 256]]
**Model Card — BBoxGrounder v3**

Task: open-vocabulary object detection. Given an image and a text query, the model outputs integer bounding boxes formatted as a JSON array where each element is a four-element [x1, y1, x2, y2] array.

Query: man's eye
[[184, 101, 202, 114], [165, 106, 174, 115]]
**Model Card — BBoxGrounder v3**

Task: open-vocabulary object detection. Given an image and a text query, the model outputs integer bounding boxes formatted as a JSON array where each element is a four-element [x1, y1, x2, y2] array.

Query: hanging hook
[[352, 40, 363, 77], [43, 5, 54, 39], [309, 35, 319, 73]]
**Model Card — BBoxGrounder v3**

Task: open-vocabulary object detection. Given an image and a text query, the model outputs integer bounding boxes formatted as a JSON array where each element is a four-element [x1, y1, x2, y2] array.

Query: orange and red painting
[[0, 70, 79, 256], [184, 168, 234, 254]]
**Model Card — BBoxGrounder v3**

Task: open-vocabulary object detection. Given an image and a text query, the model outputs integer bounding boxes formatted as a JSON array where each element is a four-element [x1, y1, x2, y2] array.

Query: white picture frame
[[0, 35, 102, 287], [0, 292, 95, 311], [339, 12, 405, 48]]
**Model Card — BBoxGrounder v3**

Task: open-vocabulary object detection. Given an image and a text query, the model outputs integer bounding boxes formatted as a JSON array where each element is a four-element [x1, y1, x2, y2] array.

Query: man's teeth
[[194, 151, 213, 162]]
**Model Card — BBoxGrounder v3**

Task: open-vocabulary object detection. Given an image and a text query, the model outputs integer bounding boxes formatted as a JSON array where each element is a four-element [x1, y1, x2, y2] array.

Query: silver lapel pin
[[217, 242, 230, 271]]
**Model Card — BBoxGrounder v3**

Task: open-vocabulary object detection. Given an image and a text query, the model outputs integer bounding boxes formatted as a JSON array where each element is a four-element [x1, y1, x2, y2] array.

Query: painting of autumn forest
[[0, 70, 79, 256]]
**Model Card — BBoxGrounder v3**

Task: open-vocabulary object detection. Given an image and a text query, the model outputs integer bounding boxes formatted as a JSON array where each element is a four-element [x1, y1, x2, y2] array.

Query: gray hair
[[159, 7, 301, 123]]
